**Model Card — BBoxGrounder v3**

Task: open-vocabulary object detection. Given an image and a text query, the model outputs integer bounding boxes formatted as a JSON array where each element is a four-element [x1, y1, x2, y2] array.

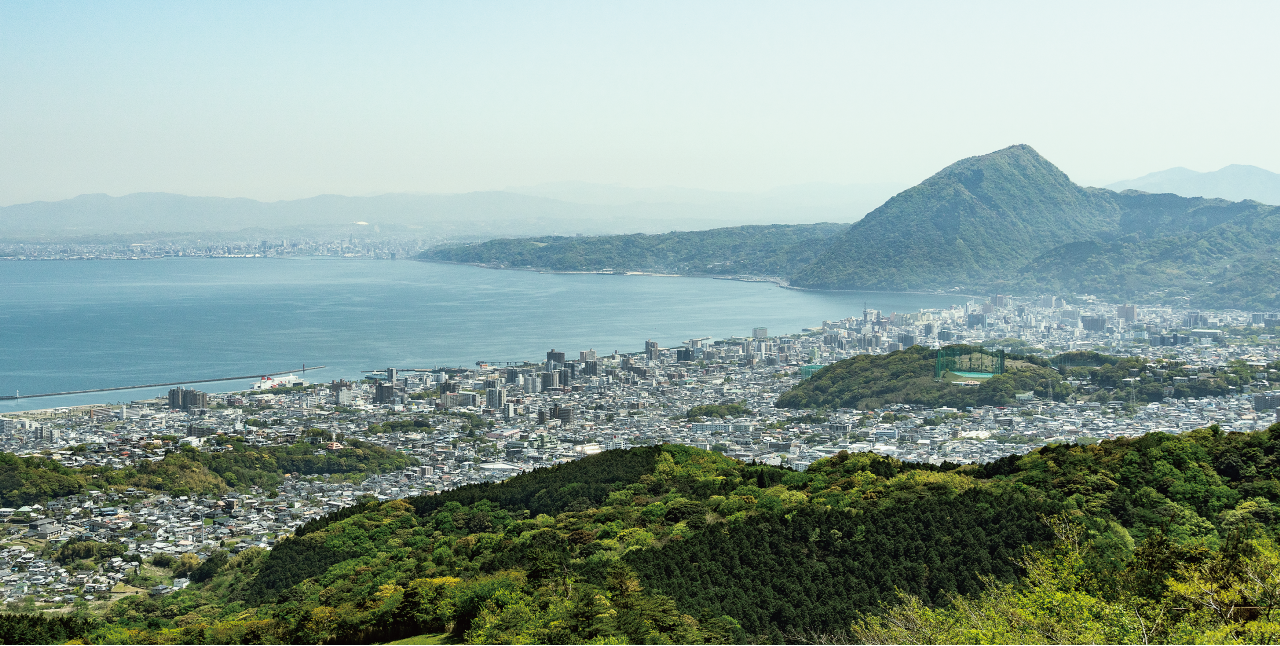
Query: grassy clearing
[[386, 633, 452, 645]]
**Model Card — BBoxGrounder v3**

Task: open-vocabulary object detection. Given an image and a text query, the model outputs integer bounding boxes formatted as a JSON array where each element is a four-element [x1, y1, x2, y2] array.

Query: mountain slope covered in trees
[[791, 145, 1280, 306], [791, 144, 1122, 291], [13, 423, 1280, 644]]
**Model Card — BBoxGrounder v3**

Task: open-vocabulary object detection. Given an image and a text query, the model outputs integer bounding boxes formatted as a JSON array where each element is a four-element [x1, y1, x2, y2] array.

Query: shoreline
[[0, 255, 1229, 308], [414, 257, 975, 297], [414, 257, 793, 284]]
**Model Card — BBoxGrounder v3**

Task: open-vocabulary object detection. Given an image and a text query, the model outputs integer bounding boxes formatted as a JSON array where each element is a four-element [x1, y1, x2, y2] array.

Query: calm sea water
[[0, 259, 966, 412]]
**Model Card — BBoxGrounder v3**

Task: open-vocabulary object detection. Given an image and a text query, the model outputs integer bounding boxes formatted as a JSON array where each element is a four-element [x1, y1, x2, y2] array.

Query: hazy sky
[[3, 1, 1279, 206]]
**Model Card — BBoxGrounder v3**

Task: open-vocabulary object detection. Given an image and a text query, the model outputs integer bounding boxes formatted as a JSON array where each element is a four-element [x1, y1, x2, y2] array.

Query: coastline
[[414, 257, 974, 297], [413, 257, 792, 285], [7, 258, 976, 414]]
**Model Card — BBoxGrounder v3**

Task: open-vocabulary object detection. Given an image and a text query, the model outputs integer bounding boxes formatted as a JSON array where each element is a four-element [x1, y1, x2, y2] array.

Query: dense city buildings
[[0, 237, 426, 261]]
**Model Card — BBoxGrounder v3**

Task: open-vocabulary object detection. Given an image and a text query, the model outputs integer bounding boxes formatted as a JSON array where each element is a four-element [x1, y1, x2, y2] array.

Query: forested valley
[[4, 424, 1280, 644]]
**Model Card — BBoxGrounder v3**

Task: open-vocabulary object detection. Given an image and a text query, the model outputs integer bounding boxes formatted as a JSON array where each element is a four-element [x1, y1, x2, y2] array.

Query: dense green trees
[[626, 488, 1055, 640], [0, 613, 98, 644], [776, 345, 1066, 410], [52, 539, 129, 567], [851, 523, 1280, 644], [0, 436, 416, 505], [0, 453, 85, 506], [776, 345, 1244, 410], [405, 446, 661, 518], [686, 403, 752, 419]]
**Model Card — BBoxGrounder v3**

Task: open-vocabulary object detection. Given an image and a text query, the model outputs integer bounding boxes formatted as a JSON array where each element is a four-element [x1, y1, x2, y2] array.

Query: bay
[[0, 258, 966, 412]]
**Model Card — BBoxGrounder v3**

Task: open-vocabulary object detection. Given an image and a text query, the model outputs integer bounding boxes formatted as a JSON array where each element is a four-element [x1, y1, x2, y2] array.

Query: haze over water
[[0, 258, 966, 412]]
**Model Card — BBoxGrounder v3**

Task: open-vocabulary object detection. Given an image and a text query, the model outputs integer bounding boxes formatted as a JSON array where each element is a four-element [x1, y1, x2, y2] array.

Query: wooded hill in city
[[0, 434, 415, 508], [775, 344, 1258, 411], [14, 423, 1280, 644], [421, 145, 1280, 308]]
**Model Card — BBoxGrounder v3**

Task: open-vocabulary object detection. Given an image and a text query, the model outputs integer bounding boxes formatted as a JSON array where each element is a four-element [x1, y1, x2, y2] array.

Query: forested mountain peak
[[785, 145, 1280, 305], [789, 145, 1122, 290]]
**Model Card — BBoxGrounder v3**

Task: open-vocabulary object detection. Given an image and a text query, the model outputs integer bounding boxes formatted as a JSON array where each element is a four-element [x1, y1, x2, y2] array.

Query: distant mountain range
[[0, 191, 682, 241], [424, 145, 1280, 308], [10, 149, 1280, 308], [0, 182, 904, 242], [1107, 164, 1280, 204], [505, 180, 905, 211]]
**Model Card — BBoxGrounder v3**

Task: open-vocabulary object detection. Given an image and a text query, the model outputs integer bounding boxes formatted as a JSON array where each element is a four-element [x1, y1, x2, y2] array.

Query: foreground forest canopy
[[6, 422, 1280, 644], [775, 344, 1260, 411]]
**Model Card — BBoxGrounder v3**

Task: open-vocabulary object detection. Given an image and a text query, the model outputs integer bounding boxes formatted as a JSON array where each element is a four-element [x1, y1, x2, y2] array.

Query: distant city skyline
[[3, 1, 1280, 207]]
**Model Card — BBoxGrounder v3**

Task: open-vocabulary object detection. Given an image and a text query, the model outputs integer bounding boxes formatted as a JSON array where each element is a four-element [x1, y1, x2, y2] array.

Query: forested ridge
[[416, 223, 847, 277], [8, 420, 1280, 644]]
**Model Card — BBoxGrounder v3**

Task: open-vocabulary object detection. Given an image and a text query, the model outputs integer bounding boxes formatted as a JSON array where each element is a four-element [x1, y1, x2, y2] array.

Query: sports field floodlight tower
[[935, 345, 1005, 380]]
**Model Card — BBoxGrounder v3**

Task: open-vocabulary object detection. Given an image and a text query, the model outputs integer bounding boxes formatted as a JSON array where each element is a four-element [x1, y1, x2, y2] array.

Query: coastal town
[[0, 237, 424, 261], [4, 293, 1280, 606]]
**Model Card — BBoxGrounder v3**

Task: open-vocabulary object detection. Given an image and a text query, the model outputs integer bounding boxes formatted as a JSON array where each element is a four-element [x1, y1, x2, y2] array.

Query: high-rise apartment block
[[486, 387, 507, 409], [168, 387, 209, 411], [1116, 304, 1137, 324], [374, 380, 405, 405]]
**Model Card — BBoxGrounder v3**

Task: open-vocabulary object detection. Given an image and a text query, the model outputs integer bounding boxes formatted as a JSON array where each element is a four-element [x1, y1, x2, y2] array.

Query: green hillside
[[417, 223, 847, 278], [18, 426, 1280, 644], [775, 345, 1062, 410], [775, 345, 1252, 411], [1016, 197, 1280, 306], [0, 438, 415, 506]]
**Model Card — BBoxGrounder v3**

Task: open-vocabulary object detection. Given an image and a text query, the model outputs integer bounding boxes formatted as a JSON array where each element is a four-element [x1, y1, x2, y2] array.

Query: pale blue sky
[[2, 1, 1278, 206]]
